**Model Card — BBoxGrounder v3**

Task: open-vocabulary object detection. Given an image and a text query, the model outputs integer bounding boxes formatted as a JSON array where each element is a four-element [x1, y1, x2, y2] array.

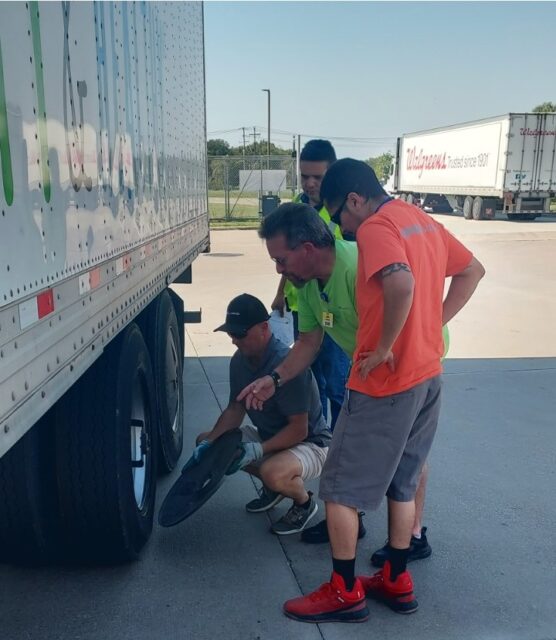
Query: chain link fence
[[208, 155, 297, 220]]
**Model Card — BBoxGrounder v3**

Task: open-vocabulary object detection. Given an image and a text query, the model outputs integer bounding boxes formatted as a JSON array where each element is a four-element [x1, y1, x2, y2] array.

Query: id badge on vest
[[322, 311, 334, 328]]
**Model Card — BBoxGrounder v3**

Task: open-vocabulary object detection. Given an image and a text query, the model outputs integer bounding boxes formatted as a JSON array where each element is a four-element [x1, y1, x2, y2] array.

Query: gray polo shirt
[[229, 336, 331, 447]]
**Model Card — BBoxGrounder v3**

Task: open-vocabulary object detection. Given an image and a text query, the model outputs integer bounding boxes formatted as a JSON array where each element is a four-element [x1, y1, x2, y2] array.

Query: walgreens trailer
[[387, 113, 556, 220], [0, 1, 209, 563]]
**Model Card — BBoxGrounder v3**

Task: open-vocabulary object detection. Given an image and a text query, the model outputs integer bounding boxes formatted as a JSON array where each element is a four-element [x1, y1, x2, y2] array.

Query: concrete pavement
[[1, 216, 555, 639]]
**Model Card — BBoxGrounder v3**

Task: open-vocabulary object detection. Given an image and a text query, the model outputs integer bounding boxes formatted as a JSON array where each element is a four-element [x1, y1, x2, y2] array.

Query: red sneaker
[[359, 560, 418, 614], [283, 572, 369, 623]]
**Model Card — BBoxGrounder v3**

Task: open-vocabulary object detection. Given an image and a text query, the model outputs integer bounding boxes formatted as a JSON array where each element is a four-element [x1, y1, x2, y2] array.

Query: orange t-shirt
[[348, 199, 473, 397]]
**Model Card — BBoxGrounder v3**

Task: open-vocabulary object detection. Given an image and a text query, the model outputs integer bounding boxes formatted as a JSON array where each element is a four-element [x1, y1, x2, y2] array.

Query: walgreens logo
[[406, 147, 447, 177], [520, 128, 556, 137]]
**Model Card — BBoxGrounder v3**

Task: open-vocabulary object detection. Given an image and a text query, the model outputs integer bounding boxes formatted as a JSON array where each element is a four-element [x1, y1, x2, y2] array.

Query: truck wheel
[[399, 194, 407, 202], [406, 193, 414, 205], [463, 196, 474, 219], [0, 409, 61, 564], [472, 196, 485, 220], [55, 323, 157, 563], [145, 291, 184, 474]]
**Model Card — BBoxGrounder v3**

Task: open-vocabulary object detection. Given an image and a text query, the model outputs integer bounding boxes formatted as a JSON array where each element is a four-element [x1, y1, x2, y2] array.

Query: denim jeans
[[310, 333, 350, 431]]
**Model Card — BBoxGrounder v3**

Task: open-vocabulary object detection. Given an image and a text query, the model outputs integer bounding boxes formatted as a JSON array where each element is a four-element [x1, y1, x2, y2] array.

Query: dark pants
[[291, 312, 349, 430], [310, 333, 350, 431]]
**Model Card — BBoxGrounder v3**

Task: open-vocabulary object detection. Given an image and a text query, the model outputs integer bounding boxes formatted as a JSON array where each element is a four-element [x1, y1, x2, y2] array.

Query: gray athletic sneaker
[[245, 486, 284, 513], [271, 493, 318, 535]]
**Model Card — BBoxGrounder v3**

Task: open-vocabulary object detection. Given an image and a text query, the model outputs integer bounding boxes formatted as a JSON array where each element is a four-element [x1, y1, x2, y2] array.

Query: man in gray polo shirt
[[194, 293, 331, 535]]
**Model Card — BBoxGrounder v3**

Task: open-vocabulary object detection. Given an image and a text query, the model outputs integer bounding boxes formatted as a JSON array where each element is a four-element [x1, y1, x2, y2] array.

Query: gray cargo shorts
[[319, 376, 442, 511]]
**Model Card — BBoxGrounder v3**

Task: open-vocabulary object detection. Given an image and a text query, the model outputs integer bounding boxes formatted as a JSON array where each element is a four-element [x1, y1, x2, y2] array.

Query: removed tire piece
[[158, 429, 242, 527]]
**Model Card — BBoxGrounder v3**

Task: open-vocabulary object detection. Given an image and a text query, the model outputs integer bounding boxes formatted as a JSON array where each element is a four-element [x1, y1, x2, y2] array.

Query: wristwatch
[[269, 370, 282, 389]]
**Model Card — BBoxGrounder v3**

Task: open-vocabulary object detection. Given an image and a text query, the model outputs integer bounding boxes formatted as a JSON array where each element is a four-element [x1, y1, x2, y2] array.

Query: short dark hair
[[320, 158, 386, 205], [299, 139, 337, 165], [259, 203, 335, 249]]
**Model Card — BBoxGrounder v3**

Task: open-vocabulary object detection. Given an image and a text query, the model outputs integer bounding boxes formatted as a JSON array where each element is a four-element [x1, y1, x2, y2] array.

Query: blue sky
[[204, 1, 556, 159]]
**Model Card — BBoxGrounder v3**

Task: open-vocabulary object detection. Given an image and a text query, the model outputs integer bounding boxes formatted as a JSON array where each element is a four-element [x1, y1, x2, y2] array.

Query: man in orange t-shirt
[[282, 159, 485, 624]]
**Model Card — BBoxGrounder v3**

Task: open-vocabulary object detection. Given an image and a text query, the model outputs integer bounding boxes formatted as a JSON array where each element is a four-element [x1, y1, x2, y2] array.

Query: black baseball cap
[[214, 294, 270, 335]]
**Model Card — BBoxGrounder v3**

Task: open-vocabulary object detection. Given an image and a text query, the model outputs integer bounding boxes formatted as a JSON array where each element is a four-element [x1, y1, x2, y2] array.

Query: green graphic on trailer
[[0, 40, 14, 206], [30, 1, 51, 202]]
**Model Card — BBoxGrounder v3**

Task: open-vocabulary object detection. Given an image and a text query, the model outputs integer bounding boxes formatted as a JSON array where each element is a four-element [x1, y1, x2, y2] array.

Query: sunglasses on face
[[330, 194, 349, 226], [227, 330, 248, 340]]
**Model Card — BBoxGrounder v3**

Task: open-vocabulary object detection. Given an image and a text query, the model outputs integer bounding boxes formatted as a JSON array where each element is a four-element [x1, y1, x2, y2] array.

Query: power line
[[256, 126, 395, 143], [207, 127, 243, 136], [208, 125, 395, 144]]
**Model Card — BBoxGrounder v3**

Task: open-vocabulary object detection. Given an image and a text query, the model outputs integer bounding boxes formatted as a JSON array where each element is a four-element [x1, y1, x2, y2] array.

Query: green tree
[[532, 102, 556, 113], [365, 152, 394, 183], [207, 138, 231, 156], [230, 141, 291, 156]]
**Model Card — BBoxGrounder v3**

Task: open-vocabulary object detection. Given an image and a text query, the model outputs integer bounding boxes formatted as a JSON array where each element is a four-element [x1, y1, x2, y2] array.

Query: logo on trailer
[[406, 147, 447, 178]]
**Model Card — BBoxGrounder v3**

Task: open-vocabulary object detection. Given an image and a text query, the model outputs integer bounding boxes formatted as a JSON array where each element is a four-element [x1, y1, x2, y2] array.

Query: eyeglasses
[[271, 244, 302, 268], [330, 195, 349, 226], [271, 255, 288, 267], [227, 330, 248, 340]]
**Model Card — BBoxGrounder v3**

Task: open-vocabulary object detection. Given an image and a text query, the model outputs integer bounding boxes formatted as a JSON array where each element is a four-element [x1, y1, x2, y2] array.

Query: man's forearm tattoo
[[381, 262, 411, 278]]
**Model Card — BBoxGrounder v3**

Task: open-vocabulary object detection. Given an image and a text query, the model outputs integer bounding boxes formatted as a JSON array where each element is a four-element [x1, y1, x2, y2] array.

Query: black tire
[[399, 193, 407, 202], [472, 196, 485, 220], [55, 323, 157, 563], [0, 410, 61, 564], [145, 290, 184, 474], [406, 193, 414, 205], [463, 196, 474, 219]]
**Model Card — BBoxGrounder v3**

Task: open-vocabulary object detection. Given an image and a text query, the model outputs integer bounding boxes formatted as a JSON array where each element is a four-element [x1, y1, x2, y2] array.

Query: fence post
[[224, 158, 230, 220]]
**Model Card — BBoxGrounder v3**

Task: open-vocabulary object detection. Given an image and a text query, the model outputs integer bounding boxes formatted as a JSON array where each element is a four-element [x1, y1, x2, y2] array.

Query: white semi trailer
[[386, 113, 556, 220], [0, 1, 209, 563]]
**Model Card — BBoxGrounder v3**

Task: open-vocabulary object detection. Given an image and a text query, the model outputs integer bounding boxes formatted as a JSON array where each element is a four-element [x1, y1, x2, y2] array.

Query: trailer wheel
[[406, 193, 414, 205], [145, 290, 184, 474], [0, 409, 61, 564], [472, 196, 485, 220], [399, 193, 407, 202], [463, 196, 474, 219], [55, 323, 157, 563]]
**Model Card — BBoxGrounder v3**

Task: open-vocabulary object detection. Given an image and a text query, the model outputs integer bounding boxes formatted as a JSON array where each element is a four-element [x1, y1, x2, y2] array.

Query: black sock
[[332, 558, 355, 591], [387, 545, 409, 580]]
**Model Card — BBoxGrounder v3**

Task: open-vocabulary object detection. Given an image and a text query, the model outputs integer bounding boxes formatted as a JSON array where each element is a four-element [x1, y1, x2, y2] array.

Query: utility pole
[[292, 135, 297, 195], [241, 127, 247, 168], [262, 89, 271, 169], [249, 126, 260, 152], [297, 134, 301, 193]]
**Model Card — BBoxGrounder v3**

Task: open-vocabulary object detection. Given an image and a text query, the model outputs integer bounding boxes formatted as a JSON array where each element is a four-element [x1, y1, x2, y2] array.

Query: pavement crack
[[186, 329, 226, 412]]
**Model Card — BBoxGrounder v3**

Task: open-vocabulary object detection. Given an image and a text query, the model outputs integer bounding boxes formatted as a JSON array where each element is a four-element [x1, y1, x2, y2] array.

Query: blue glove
[[193, 440, 212, 462], [182, 439, 211, 472], [226, 442, 264, 476]]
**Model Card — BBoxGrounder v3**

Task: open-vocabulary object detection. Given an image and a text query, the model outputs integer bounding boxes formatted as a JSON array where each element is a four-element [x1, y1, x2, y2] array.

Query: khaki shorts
[[241, 425, 328, 481], [319, 376, 442, 511]]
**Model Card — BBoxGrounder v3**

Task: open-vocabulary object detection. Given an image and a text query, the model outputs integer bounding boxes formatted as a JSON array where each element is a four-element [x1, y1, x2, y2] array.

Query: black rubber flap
[[158, 429, 242, 527]]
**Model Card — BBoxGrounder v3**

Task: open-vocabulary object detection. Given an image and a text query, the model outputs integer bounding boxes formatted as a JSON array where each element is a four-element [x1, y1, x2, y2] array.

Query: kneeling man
[[195, 293, 331, 535]]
